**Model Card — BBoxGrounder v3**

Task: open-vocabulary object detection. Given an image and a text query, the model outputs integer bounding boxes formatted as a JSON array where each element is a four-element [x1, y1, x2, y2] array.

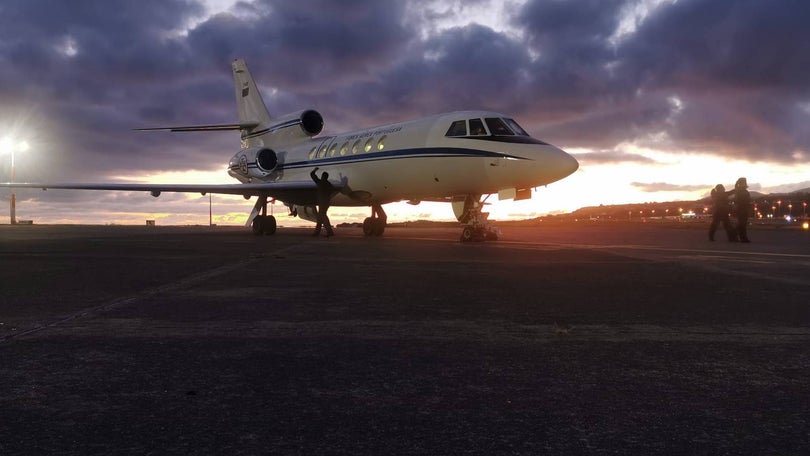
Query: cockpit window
[[485, 118, 514, 135], [504, 118, 529, 136], [469, 118, 487, 136], [445, 120, 467, 137]]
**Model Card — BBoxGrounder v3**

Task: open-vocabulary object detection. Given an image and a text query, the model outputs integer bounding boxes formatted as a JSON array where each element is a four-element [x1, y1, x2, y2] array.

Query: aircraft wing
[[0, 181, 326, 205]]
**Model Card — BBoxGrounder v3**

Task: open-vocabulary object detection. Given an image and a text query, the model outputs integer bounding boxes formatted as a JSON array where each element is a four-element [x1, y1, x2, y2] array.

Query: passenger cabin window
[[352, 139, 361, 154], [340, 142, 348, 156], [504, 118, 529, 136], [318, 145, 328, 158], [485, 118, 514, 135], [469, 118, 487, 136], [309, 147, 317, 159], [445, 120, 467, 137], [377, 135, 386, 151], [364, 138, 373, 153], [329, 143, 337, 157]]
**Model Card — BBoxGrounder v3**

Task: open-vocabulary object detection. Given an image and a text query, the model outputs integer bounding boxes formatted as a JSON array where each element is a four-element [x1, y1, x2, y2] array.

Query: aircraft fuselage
[[228, 110, 578, 208]]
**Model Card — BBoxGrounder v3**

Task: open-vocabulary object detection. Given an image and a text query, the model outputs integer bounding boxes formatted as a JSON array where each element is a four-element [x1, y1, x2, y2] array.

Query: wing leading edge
[[0, 181, 326, 205]]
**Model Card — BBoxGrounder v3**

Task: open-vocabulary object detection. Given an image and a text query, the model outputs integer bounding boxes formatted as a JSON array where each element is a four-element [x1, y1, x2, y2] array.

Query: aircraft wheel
[[263, 215, 277, 235], [372, 219, 385, 236], [460, 226, 475, 242], [362, 217, 375, 236], [252, 217, 264, 236]]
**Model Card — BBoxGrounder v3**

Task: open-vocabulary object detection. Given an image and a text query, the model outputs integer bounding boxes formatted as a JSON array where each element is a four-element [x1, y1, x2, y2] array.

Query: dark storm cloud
[[187, 0, 413, 91], [505, 0, 810, 161], [609, 0, 810, 161], [0, 0, 202, 89], [0, 0, 213, 180], [517, 0, 626, 100], [0, 0, 410, 181], [616, 0, 810, 91], [2, 0, 809, 208], [323, 23, 536, 128]]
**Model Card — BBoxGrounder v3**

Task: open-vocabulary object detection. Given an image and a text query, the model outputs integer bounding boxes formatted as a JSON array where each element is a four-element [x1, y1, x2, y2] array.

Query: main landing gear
[[455, 194, 500, 243], [251, 196, 277, 235], [363, 204, 387, 236]]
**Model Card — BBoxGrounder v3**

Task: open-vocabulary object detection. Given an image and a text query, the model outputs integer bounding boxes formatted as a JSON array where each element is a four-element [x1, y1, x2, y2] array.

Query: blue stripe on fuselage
[[282, 146, 528, 170]]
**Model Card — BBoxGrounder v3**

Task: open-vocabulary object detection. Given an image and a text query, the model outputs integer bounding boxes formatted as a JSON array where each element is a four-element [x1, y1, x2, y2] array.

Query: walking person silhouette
[[732, 177, 751, 243], [708, 184, 736, 242]]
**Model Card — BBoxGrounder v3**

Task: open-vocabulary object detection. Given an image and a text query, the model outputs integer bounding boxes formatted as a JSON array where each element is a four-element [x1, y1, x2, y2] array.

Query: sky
[[1, 0, 809, 226]]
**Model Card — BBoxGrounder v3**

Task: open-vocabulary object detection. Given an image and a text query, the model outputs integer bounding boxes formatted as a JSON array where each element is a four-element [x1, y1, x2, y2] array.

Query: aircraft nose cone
[[550, 146, 579, 179]]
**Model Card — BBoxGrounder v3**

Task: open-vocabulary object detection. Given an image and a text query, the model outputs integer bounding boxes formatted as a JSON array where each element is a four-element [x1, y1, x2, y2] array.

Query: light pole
[[10, 145, 15, 225], [2, 138, 28, 225]]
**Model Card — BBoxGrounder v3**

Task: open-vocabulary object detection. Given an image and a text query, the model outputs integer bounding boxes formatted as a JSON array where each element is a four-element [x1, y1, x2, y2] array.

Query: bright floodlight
[[0, 136, 11, 154], [0, 136, 28, 155]]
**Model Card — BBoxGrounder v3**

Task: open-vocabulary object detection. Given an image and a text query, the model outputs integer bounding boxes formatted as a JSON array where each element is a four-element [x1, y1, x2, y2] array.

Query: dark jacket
[[310, 170, 336, 206], [734, 188, 751, 217], [711, 188, 731, 216]]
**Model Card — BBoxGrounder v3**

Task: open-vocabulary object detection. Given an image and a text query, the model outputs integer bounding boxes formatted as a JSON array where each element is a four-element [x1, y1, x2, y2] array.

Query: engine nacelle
[[249, 109, 323, 147], [298, 109, 324, 136], [229, 147, 278, 180]]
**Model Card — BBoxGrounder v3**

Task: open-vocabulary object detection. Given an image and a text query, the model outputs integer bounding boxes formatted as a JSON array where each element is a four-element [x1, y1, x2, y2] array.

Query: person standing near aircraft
[[732, 177, 751, 243], [708, 184, 735, 241], [310, 167, 335, 237]]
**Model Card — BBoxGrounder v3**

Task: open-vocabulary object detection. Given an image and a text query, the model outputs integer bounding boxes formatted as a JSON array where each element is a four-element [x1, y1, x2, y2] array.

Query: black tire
[[372, 219, 385, 236], [362, 217, 374, 236], [251, 217, 263, 236], [263, 215, 277, 235]]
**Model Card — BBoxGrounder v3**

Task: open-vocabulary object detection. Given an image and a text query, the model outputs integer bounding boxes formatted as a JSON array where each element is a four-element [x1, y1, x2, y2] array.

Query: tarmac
[[1, 222, 809, 455]]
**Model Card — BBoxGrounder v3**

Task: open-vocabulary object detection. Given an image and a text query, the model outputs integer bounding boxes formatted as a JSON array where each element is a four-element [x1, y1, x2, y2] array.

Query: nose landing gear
[[454, 194, 500, 242], [460, 224, 499, 242]]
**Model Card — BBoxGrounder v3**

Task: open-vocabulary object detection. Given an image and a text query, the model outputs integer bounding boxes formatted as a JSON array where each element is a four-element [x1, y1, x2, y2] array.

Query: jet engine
[[229, 147, 278, 179], [297, 109, 324, 136], [258, 109, 324, 147]]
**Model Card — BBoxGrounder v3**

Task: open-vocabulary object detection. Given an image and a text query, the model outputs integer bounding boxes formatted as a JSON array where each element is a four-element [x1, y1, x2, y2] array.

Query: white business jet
[[2, 59, 578, 241]]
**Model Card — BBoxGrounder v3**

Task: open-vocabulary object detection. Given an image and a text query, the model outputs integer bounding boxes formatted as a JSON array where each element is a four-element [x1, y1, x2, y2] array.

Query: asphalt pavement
[[1, 222, 808, 455]]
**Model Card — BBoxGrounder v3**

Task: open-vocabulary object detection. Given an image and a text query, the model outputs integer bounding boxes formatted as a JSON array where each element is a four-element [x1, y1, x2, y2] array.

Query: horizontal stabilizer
[[134, 122, 259, 132]]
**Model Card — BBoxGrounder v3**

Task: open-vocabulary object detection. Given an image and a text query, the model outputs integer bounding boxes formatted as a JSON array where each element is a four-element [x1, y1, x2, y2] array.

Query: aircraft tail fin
[[137, 60, 323, 147], [232, 59, 272, 129]]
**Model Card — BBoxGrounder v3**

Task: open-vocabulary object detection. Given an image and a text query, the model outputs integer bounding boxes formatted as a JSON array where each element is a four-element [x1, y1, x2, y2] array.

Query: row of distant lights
[[309, 135, 387, 160]]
